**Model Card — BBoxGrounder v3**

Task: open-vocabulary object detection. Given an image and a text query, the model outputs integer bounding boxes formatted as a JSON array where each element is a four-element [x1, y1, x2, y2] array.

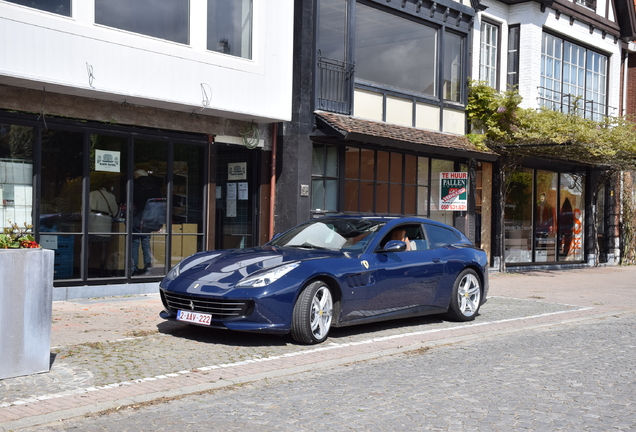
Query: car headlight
[[236, 262, 300, 288], [165, 254, 221, 281], [165, 264, 181, 281]]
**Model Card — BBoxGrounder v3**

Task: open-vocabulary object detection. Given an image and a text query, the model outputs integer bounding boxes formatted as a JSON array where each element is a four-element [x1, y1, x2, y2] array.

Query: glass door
[[215, 146, 258, 250]]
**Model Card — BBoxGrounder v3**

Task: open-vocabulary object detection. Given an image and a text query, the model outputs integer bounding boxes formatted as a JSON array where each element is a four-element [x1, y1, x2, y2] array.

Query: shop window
[[0, 124, 34, 235], [207, 0, 252, 59], [87, 135, 127, 279], [417, 157, 429, 216], [41, 132, 208, 281], [504, 169, 533, 263], [131, 140, 169, 277], [376, 151, 389, 213], [505, 168, 586, 264], [404, 154, 417, 215], [359, 148, 374, 213], [95, 0, 189, 44], [4, 0, 70, 16], [559, 173, 585, 261], [429, 159, 455, 225], [311, 144, 339, 214], [535, 171, 558, 262], [342, 147, 446, 217], [40, 129, 84, 279]]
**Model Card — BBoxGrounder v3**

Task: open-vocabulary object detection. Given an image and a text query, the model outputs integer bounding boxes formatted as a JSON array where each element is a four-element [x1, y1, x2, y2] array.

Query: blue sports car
[[159, 216, 488, 344]]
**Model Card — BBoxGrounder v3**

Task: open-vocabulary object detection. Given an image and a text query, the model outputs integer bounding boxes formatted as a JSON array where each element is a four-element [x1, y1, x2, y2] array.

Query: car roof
[[317, 215, 431, 224], [314, 215, 469, 240]]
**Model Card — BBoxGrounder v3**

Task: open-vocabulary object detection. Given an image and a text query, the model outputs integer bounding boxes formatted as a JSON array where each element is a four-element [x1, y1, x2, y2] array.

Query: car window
[[424, 224, 460, 249], [377, 224, 425, 252], [269, 218, 386, 252]]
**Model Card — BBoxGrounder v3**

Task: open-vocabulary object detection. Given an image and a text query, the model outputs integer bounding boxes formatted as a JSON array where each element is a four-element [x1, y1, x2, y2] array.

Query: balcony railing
[[537, 86, 615, 121], [316, 52, 354, 115]]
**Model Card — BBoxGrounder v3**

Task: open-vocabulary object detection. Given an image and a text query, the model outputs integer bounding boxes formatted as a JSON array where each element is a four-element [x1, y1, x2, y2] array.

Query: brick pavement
[[1, 265, 635, 431]]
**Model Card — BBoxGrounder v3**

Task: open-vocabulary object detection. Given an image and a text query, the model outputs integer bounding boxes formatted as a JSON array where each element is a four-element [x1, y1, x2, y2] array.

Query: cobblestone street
[[17, 311, 636, 431], [2, 266, 636, 431]]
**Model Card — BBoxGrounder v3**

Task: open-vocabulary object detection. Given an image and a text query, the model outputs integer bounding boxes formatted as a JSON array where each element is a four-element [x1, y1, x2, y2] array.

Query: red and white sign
[[439, 172, 468, 211]]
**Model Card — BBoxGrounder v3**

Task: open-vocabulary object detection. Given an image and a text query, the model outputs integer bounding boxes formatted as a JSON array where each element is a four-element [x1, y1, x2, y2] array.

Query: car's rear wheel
[[291, 280, 333, 344], [446, 269, 482, 321]]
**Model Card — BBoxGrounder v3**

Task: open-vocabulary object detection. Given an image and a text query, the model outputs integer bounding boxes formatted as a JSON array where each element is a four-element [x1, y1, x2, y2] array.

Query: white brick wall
[[472, 0, 621, 114]]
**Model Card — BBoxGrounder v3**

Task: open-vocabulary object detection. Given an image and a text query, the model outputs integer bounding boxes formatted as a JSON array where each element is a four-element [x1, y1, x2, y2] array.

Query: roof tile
[[314, 111, 495, 155]]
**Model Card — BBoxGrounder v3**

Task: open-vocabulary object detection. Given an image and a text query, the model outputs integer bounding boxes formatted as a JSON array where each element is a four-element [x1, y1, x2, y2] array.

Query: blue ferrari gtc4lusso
[[159, 216, 488, 344]]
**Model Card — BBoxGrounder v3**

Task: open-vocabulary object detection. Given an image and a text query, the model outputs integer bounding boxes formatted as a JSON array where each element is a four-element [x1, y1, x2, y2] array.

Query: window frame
[[479, 18, 501, 90], [206, 0, 253, 59], [311, 143, 340, 215], [539, 31, 610, 120], [94, 0, 190, 45], [3, 0, 71, 17], [507, 24, 520, 89]]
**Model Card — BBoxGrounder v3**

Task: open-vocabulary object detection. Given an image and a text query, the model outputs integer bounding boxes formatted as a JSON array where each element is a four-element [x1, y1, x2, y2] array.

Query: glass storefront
[[0, 116, 208, 284], [0, 124, 34, 229], [429, 159, 456, 225], [504, 168, 585, 264], [324, 144, 468, 227], [215, 146, 258, 250]]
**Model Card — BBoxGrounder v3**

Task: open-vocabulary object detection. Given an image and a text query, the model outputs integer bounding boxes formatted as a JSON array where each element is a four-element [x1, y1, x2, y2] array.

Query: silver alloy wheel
[[310, 285, 333, 340], [457, 272, 481, 317]]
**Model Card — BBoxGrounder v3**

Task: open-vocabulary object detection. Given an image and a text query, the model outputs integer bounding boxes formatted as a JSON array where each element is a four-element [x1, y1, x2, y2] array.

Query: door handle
[[432, 258, 441, 263]]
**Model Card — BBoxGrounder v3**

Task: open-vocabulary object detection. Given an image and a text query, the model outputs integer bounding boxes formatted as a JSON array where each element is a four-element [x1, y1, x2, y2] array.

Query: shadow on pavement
[[156, 312, 464, 347]]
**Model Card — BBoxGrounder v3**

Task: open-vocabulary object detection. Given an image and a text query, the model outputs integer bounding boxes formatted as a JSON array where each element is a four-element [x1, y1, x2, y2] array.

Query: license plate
[[177, 310, 212, 326]]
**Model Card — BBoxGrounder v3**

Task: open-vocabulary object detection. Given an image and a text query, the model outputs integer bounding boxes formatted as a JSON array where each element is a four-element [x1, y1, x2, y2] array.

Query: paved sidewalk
[[1, 265, 635, 431]]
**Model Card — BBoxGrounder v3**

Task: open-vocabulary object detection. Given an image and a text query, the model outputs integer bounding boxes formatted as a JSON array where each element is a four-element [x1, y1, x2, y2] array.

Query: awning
[[313, 111, 498, 161]]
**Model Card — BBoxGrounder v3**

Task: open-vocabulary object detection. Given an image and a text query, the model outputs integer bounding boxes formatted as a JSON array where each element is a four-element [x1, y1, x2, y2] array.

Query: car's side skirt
[[332, 305, 448, 328]]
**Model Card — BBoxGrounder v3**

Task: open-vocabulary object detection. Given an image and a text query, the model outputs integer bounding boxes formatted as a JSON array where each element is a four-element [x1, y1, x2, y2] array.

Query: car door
[[422, 222, 464, 307], [366, 224, 445, 315]]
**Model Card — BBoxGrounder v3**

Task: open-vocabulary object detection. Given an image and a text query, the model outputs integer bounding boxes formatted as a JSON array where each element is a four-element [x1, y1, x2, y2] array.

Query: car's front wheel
[[291, 280, 333, 344], [446, 269, 482, 321]]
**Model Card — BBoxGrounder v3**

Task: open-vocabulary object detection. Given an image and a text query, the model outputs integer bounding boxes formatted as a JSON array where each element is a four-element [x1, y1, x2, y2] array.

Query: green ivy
[[467, 80, 636, 170]]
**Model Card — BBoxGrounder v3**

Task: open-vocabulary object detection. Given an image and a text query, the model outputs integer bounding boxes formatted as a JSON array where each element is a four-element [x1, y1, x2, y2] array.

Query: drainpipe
[[269, 123, 277, 240]]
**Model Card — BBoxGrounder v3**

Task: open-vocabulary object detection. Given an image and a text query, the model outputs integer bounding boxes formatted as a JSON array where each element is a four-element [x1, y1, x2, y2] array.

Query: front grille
[[161, 290, 254, 318]]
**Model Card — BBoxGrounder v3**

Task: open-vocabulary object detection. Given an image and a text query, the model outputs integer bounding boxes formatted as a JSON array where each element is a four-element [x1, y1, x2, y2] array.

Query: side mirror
[[380, 240, 407, 253]]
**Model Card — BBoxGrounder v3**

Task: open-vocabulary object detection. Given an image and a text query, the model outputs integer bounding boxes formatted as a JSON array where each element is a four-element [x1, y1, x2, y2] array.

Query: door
[[369, 224, 444, 314], [215, 145, 259, 250]]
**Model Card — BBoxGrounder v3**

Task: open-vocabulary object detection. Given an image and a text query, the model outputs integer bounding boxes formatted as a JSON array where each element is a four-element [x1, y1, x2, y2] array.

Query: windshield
[[269, 218, 386, 253]]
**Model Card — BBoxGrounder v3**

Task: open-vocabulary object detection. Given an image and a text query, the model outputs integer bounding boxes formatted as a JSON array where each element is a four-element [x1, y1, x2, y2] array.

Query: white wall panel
[[0, 1, 294, 122]]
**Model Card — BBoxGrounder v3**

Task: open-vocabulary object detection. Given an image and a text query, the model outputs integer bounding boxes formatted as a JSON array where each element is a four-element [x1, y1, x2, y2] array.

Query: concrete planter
[[0, 248, 54, 379]]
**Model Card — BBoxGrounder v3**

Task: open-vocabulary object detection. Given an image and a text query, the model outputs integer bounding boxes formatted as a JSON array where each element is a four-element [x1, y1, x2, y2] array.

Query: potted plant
[[0, 221, 54, 379], [0, 221, 40, 249]]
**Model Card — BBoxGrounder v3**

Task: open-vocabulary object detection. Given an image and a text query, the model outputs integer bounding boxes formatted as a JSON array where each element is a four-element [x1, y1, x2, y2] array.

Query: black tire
[[445, 268, 482, 322], [291, 280, 333, 344]]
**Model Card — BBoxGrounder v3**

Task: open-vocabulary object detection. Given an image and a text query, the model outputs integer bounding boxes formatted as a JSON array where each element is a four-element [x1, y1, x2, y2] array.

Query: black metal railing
[[537, 86, 615, 121], [317, 51, 354, 115]]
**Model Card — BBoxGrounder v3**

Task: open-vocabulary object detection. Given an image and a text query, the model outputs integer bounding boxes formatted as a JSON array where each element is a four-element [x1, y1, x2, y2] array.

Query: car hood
[[173, 246, 344, 284]]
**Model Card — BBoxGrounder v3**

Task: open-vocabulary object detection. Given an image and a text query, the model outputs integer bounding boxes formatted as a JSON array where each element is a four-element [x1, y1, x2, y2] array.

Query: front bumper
[[159, 277, 305, 334]]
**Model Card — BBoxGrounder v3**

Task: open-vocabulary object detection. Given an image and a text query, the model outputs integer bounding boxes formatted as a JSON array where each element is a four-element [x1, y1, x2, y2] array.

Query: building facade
[[471, 0, 636, 268], [0, 0, 294, 299], [277, 0, 498, 265]]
